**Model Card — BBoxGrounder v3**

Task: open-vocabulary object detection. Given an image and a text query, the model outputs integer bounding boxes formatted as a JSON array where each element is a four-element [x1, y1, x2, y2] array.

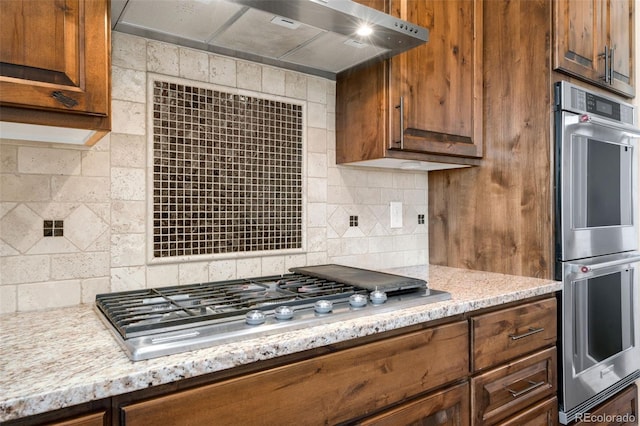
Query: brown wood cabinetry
[[573, 384, 638, 426], [358, 382, 470, 426], [470, 298, 558, 425], [553, 0, 635, 98], [0, 0, 111, 145], [49, 412, 107, 426], [121, 321, 469, 426], [336, 0, 483, 169]]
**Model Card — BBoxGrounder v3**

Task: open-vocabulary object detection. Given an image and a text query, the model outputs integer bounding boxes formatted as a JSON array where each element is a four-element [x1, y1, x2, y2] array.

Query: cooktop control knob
[[349, 293, 367, 308], [274, 305, 294, 320], [370, 289, 388, 305], [314, 300, 333, 314], [245, 310, 266, 325]]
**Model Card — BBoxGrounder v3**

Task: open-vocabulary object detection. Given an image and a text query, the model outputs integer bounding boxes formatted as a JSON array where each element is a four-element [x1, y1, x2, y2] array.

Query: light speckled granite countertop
[[0, 265, 561, 422]]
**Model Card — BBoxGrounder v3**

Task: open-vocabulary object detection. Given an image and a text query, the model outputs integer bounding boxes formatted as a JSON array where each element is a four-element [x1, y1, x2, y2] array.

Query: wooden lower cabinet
[[497, 397, 558, 426], [49, 412, 107, 426], [573, 384, 638, 426], [471, 348, 557, 425], [120, 321, 469, 425], [358, 382, 470, 426]]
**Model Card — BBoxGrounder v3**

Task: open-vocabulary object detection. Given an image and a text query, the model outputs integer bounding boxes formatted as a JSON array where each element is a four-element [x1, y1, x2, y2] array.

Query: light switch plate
[[390, 201, 403, 228]]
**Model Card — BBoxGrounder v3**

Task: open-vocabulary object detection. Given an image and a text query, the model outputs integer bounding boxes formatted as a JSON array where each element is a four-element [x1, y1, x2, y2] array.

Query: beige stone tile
[[0, 239, 19, 256], [179, 261, 209, 284], [147, 264, 179, 288], [147, 40, 179, 75], [51, 176, 110, 203], [179, 47, 209, 82], [25, 202, 77, 220], [0, 285, 16, 313], [208, 259, 236, 281], [111, 266, 146, 292], [17, 280, 81, 311], [0, 255, 50, 285], [326, 112, 336, 132], [393, 172, 418, 189], [236, 257, 261, 278], [354, 187, 381, 205], [307, 127, 327, 153], [112, 100, 146, 135], [368, 235, 394, 253], [85, 228, 110, 252], [262, 67, 285, 96], [112, 32, 147, 71], [284, 254, 307, 270], [403, 189, 427, 205], [111, 233, 145, 267], [27, 236, 78, 255], [111, 200, 145, 233], [367, 170, 395, 188], [0, 204, 42, 253], [0, 174, 50, 202], [307, 77, 327, 104], [81, 150, 110, 177], [112, 66, 146, 103], [307, 152, 327, 178], [63, 204, 109, 252], [209, 55, 236, 87], [81, 277, 111, 303], [305, 251, 328, 265], [261, 256, 285, 276], [110, 133, 146, 168], [285, 71, 307, 99], [111, 168, 145, 201], [306, 227, 327, 252], [307, 203, 327, 227], [307, 102, 327, 129], [307, 177, 327, 203], [0, 143, 17, 173], [237, 61, 262, 91], [50, 252, 109, 280]]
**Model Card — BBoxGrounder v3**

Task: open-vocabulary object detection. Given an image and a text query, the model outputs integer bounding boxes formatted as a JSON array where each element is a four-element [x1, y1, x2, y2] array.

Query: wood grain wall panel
[[428, 0, 554, 279]]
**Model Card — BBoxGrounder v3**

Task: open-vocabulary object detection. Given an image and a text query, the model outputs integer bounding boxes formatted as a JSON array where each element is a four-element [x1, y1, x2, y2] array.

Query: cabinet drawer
[[357, 382, 470, 426], [496, 397, 558, 426], [574, 384, 637, 425], [121, 321, 469, 426], [471, 347, 557, 426], [471, 298, 556, 371]]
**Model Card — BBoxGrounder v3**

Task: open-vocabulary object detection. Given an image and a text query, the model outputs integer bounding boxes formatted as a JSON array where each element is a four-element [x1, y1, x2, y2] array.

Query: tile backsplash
[[0, 32, 428, 313]]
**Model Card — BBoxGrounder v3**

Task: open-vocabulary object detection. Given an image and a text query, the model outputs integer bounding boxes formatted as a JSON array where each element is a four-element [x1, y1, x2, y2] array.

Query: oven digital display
[[585, 92, 620, 120]]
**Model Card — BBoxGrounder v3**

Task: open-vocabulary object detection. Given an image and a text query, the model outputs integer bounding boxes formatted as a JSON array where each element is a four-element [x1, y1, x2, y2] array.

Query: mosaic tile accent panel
[[152, 80, 303, 257]]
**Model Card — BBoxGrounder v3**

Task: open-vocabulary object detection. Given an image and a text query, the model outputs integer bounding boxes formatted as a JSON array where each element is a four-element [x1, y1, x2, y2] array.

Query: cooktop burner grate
[[96, 273, 365, 338]]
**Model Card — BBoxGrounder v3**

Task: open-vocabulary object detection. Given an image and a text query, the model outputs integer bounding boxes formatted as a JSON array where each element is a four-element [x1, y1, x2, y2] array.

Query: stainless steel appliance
[[554, 81, 640, 424], [95, 265, 450, 361], [111, 0, 429, 79]]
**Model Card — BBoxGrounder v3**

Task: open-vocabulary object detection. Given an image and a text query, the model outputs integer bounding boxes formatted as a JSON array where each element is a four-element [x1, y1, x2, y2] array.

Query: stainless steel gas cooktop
[[95, 265, 450, 361]]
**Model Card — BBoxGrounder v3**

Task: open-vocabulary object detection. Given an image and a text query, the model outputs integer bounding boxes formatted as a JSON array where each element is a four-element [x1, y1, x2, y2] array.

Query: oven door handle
[[570, 113, 640, 137], [569, 253, 640, 274]]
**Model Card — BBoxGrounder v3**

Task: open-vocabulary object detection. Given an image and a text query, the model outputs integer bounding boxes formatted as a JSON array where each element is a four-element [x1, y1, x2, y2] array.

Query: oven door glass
[[573, 268, 634, 374], [558, 111, 639, 260]]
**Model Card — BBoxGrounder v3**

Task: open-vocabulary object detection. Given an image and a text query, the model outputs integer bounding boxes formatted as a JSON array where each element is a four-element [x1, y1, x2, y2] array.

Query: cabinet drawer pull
[[51, 91, 79, 108], [395, 96, 405, 150], [509, 327, 544, 340], [506, 380, 546, 398]]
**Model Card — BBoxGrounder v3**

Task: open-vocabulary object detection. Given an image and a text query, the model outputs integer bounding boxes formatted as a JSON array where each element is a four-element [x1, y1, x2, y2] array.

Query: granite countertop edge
[[0, 265, 562, 422]]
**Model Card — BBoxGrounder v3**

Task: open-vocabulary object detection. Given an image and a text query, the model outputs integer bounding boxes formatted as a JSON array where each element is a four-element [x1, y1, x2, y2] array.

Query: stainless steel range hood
[[111, 0, 428, 79]]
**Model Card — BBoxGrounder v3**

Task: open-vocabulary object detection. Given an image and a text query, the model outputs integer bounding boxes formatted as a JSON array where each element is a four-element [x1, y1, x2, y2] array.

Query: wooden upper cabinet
[[554, 0, 635, 98], [0, 0, 111, 143], [336, 0, 483, 168]]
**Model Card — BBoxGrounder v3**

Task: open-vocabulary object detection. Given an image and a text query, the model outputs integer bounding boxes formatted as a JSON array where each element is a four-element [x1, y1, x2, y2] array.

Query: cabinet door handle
[[609, 45, 615, 84], [509, 327, 544, 340], [51, 91, 79, 108], [599, 46, 610, 83], [395, 96, 404, 150], [506, 380, 546, 398]]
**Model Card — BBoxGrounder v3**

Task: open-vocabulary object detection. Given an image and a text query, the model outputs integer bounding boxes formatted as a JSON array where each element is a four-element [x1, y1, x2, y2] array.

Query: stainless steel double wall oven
[[554, 81, 640, 424]]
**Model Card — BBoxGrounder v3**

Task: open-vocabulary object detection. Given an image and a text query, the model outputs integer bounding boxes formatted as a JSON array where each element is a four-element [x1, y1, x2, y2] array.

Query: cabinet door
[[358, 382, 470, 426], [554, 0, 635, 97], [573, 384, 638, 425], [496, 397, 558, 426], [390, 0, 483, 158], [0, 0, 110, 116]]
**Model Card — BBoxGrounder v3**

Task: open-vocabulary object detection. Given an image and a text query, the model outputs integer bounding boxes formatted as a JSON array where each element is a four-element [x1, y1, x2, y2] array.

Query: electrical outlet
[[390, 202, 403, 228]]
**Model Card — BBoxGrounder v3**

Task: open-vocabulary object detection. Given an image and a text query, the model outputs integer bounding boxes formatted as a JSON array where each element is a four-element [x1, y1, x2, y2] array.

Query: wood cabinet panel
[[471, 298, 557, 372], [0, 0, 111, 143], [471, 348, 557, 425], [553, 0, 635, 97], [49, 411, 106, 426], [121, 321, 469, 426], [496, 397, 558, 426], [358, 382, 470, 426], [336, 0, 483, 168]]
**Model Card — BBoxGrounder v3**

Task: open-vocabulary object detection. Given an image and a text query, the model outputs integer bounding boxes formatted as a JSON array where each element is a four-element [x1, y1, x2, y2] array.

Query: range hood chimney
[[111, 0, 429, 79]]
